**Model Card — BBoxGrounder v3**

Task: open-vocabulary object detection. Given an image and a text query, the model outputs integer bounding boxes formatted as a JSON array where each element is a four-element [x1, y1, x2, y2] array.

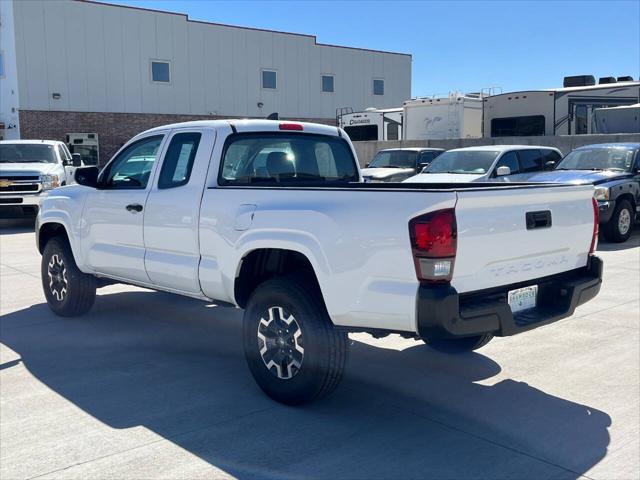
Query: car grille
[[0, 174, 42, 194]]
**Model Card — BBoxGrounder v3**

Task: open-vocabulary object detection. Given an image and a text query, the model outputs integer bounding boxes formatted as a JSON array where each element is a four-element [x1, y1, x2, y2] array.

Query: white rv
[[593, 103, 640, 134], [337, 107, 403, 141], [483, 76, 640, 137], [402, 93, 483, 140]]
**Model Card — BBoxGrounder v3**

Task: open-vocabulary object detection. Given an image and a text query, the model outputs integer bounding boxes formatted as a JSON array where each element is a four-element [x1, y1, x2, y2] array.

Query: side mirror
[[72, 153, 83, 167], [545, 160, 556, 170], [418, 162, 429, 171], [74, 166, 99, 187], [365, 163, 370, 168], [496, 166, 511, 176], [421, 166, 429, 173]]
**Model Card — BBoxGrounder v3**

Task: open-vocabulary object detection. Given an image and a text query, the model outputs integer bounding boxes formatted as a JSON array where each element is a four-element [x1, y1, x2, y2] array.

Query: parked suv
[[362, 147, 444, 182], [403, 145, 562, 183], [515, 143, 640, 242], [0, 140, 82, 218]]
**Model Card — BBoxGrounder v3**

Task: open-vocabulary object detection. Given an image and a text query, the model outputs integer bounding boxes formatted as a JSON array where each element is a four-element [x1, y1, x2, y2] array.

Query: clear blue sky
[[106, 0, 640, 97]]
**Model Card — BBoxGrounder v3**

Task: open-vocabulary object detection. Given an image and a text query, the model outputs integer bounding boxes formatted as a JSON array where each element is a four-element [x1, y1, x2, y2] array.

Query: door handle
[[126, 203, 143, 213]]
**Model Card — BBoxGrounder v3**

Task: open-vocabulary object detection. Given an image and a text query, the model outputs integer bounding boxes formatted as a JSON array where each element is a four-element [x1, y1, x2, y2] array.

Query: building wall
[[351, 133, 640, 167], [12, 0, 411, 121], [19, 110, 336, 163], [0, 0, 21, 140]]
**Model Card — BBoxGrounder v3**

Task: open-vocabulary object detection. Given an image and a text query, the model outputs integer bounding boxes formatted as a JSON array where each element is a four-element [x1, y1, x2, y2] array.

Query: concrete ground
[[1, 219, 638, 480]]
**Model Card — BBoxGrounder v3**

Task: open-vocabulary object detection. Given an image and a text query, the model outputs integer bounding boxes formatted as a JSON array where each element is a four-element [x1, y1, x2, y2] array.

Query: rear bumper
[[416, 256, 603, 339]]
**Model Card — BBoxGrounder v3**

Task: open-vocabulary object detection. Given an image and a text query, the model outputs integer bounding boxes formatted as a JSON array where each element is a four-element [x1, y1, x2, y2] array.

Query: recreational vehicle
[[593, 103, 640, 134], [402, 93, 483, 140], [337, 107, 403, 141], [483, 76, 640, 137]]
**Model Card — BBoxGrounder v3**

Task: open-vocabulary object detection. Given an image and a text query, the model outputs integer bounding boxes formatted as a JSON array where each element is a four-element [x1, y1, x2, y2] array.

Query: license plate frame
[[508, 285, 538, 313]]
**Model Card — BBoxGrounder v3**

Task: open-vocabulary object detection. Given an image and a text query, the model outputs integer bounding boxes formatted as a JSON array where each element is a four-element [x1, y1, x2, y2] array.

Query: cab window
[[495, 151, 520, 175], [100, 135, 163, 189], [517, 149, 542, 173]]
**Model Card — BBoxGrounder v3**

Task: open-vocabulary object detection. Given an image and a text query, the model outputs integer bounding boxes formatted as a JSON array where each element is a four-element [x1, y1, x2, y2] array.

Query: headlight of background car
[[42, 174, 60, 190], [594, 186, 609, 201]]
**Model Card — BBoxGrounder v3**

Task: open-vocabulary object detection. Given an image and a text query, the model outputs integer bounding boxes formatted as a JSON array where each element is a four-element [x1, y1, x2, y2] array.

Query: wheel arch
[[234, 248, 327, 311]]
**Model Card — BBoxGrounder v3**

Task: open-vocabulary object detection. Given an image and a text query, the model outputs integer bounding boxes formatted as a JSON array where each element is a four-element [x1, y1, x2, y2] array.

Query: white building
[[0, 0, 412, 160]]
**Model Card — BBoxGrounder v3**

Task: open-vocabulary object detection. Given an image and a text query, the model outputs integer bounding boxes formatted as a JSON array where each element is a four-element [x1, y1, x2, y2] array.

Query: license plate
[[508, 285, 538, 313]]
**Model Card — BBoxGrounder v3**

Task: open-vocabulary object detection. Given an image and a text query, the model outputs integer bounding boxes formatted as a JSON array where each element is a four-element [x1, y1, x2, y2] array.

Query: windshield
[[425, 150, 500, 174], [0, 144, 57, 164], [368, 150, 418, 169], [556, 148, 636, 172]]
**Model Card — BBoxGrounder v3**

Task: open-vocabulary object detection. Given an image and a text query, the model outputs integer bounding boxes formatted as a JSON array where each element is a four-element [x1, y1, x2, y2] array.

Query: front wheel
[[603, 199, 634, 243], [41, 236, 97, 317], [425, 334, 494, 353], [242, 275, 348, 405]]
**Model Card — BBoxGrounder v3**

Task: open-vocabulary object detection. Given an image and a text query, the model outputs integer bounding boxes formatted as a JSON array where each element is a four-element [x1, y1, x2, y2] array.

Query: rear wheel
[[242, 275, 348, 405], [604, 199, 633, 243], [426, 334, 494, 353], [41, 236, 97, 317]]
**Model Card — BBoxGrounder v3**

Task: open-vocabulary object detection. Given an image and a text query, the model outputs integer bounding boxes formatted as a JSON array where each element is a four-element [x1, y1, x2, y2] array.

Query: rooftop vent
[[563, 75, 596, 88], [599, 76, 617, 84], [617, 76, 634, 82]]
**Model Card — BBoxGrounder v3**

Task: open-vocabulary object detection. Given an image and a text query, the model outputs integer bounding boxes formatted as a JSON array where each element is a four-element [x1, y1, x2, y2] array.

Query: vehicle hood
[[403, 172, 485, 183], [0, 162, 61, 176], [512, 169, 632, 185], [361, 167, 415, 180]]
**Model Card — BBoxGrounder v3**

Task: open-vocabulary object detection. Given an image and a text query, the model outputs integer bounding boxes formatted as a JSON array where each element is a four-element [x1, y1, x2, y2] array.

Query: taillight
[[589, 196, 599, 254], [409, 208, 457, 283], [279, 122, 304, 131]]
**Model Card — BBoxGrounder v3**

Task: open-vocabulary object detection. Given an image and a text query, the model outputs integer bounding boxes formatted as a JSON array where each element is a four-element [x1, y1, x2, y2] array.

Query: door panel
[[144, 129, 216, 293], [81, 134, 165, 283]]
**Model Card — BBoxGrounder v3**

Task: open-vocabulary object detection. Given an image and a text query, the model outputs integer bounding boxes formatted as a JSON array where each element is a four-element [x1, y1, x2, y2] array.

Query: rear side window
[[219, 133, 358, 185], [158, 132, 201, 189], [517, 149, 542, 172], [495, 151, 520, 175]]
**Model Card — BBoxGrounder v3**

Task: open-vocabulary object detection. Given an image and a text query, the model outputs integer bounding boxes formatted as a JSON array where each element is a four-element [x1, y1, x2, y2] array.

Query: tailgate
[[452, 185, 595, 293]]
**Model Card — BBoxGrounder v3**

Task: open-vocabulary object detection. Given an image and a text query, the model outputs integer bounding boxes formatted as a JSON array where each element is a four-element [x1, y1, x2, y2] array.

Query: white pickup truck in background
[[35, 120, 602, 405], [0, 140, 82, 218]]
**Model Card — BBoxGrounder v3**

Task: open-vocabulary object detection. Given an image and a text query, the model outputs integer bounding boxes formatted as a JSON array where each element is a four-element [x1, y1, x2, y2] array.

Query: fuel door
[[234, 204, 257, 231]]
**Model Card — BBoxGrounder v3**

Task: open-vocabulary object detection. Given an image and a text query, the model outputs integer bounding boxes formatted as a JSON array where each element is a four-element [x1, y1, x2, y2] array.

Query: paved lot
[[1, 219, 638, 480]]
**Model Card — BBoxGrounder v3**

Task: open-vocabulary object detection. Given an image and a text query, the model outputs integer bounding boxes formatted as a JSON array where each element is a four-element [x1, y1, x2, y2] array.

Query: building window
[[322, 75, 334, 93], [373, 78, 384, 96], [262, 70, 277, 89], [151, 60, 171, 83]]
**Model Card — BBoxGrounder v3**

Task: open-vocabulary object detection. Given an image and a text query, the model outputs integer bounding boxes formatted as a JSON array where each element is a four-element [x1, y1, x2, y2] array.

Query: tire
[[426, 334, 494, 353], [41, 236, 97, 317], [242, 275, 348, 405], [603, 199, 634, 243]]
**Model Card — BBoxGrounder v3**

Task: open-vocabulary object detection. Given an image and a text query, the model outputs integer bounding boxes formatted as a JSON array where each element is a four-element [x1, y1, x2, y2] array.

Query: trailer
[[593, 103, 640, 134], [483, 76, 640, 137], [337, 107, 403, 141], [402, 93, 483, 140]]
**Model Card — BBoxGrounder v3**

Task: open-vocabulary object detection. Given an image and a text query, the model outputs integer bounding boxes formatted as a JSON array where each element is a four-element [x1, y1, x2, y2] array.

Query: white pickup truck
[[0, 140, 82, 218], [36, 120, 602, 405]]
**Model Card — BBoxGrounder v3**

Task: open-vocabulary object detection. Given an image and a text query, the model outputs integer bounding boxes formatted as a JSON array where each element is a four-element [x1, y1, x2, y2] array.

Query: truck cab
[[0, 140, 81, 218]]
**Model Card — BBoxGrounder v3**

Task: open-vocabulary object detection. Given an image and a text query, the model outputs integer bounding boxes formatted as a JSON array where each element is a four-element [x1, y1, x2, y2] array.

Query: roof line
[[78, 0, 412, 57]]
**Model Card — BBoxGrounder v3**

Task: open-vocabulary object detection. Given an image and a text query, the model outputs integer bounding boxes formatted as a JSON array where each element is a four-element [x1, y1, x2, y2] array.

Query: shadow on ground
[[0, 218, 36, 235], [0, 290, 611, 479], [596, 227, 640, 252]]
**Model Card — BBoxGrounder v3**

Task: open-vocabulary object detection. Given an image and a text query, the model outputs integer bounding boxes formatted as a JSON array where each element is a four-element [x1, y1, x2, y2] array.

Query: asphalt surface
[[1, 219, 638, 480]]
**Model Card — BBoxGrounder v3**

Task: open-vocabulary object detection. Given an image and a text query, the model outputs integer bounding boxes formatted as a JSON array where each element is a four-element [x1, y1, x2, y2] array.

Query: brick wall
[[19, 110, 336, 164]]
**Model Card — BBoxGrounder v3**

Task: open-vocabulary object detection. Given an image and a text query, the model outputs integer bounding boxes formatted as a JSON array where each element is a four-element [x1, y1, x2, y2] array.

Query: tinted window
[[369, 150, 418, 169], [219, 133, 358, 185], [151, 61, 170, 83], [101, 136, 163, 189], [322, 75, 334, 93], [491, 116, 545, 136], [386, 122, 399, 140], [158, 132, 201, 189], [495, 151, 519, 174], [373, 79, 384, 96], [426, 150, 500, 174], [557, 147, 636, 172], [262, 70, 277, 89], [0, 144, 57, 163], [518, 149, 542, 172], [344, 125, 378, 141], [543, 150, 562, 165], [417, 151, 441, 165], [574, 105, 588, 134]]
